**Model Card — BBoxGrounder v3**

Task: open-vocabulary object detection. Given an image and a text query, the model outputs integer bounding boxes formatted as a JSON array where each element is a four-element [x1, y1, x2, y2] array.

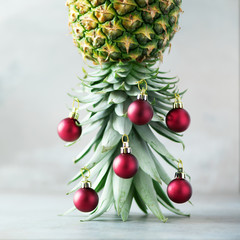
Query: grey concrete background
[[0, 0, 239, 198]]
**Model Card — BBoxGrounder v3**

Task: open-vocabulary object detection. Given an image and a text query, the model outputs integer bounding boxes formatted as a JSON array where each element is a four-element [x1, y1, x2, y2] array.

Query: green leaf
[[151, 112, 164, 122], [87, 98, 111, 113], [81, 107, 112, 125], [133, 187, 148, 214], [74, 123, 106, 163], [104, 71, 119, 84], [81, 119, 105, 136], [130, 130, 162, 183], [153, 104, 171, 112], [81, 168, 114, 221], [88, 62, 113, 70], [133, 168, 167, 222], [134, 125, 178, 169], [102, 117, 121, 151], [114, 98, 131, 116], [126, 86, 139, 96], [120, 185, 134, 222], [125, 74, 138, 85], [150, 122, 184, 149], [132, 64, 152, 74], [124, 83, 131, 91], [93, 160, 111, 192], [113, 174, 133, 215], [152, 180, 174, 208], [157, 196, 190, 217], [108, 91, 127, 104], [112, 113, 132, 135], [113, 82, 124, 90], [112, 63, 132, 73], [148, 92, 174, 104], [69, 93, 103, 103], [115, 70, 130, 78], [147, 79, 168, 88], [67, 155, 110, 194], [93, 86, 114, 94], [130, 71, 149, 80], [149, 150, 172, 185], [80, 75, 106, 83], [89, 82, 109, 89], [87, 69, 111, 77], [69, 144, 115, 184]]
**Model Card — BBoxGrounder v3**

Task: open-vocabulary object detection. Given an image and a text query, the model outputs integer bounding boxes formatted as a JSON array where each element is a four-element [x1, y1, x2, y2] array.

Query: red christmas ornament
[[73, 168, 99, 212], [57, 98, 82, 142], [167, 164, 192, 204], [128, 98, 153, 125], [58, 117, 82, 142], [113, 135, 138, 179], [128, 80, 153, 125], [166, 94, 190, 132]]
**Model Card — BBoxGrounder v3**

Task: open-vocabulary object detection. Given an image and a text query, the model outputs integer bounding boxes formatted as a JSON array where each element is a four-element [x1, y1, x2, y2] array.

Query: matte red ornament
[[57, 117, 82, 142], [73, 187, 99, 212], [167, 166, 192, 204], [113, 153, 139, 179], [128, 99, 153, 125], [166, 108, 190, 132]]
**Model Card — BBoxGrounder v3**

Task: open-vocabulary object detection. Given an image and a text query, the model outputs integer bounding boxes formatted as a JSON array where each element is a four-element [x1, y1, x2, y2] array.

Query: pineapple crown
[[66, 0, 182, 64]]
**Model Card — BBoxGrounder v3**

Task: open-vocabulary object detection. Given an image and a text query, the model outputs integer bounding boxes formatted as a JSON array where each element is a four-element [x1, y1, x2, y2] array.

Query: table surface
[[0, 193, 240, 240]]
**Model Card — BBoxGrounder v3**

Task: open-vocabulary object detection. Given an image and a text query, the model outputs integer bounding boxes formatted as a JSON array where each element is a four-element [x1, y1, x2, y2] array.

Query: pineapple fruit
[[65, 0, 189, 222], [66, 0, 182, 63]]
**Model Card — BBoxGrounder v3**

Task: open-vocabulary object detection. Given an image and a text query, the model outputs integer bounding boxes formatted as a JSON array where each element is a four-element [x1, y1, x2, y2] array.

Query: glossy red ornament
[[167, 177, 192, 204], [166, 108, 190, 132], [128, 99, 153, 125], [57, 117, 82, 142], [113, 153, 139, 179], [73, 187, 99, 212]]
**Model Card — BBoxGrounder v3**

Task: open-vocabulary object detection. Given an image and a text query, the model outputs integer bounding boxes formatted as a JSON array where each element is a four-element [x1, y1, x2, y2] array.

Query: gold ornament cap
[[137, 93, 148, 101], [137, 79, 148, 101], [175, 167, 186, 179], [81, 181, 92, 188], [120, 134, 131, 154], [173, 93, 183, 109], [175, 160, 186, 179], [81, 167, 92, 188]]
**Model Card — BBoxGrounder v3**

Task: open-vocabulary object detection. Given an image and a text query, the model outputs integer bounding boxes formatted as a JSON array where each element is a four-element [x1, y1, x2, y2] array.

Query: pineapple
[[66, 0, 182, 63], [64, 0, 190, 222]]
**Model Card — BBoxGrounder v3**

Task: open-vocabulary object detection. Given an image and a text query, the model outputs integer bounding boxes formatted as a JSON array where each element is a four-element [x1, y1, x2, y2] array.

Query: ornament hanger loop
[[178, 159, 184, 170], [137, 79, 148, 95], [173, 92, 183, 109], [81, 167, 90, 182], [122, 134, 129, 144], [72, 98, 80, 110], [174, 93, 181, 101]]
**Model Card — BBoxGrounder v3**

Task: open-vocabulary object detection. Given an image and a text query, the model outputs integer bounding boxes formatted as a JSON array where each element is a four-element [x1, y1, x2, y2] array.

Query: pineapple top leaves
[[66, 0, 182, 64], [65, 61, 190, 221]]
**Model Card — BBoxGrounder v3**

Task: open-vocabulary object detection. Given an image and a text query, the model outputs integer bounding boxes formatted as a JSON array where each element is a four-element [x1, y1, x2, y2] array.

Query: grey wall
[[0, 0, 239, 195]]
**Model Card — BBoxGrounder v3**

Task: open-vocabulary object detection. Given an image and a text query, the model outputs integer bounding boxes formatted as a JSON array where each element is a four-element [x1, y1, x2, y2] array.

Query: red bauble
[[73, 187, 99, 212], [113, 153, 139, 179], [128, 99, 153, 125], [166, 108, 190, 132], [57, 117, 82, 142], [167, 178, 192, 204]]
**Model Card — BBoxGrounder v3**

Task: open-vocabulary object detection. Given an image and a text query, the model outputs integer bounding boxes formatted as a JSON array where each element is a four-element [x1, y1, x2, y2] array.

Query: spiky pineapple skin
[[66, 0, 182, 63]]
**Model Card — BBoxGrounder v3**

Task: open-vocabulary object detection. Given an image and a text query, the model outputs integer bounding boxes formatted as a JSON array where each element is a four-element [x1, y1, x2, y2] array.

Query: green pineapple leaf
[[113, 174, 133, 215], [81, 168, 114, 221], [133, 168, 167, 222], [120, 185, 134, 222]]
